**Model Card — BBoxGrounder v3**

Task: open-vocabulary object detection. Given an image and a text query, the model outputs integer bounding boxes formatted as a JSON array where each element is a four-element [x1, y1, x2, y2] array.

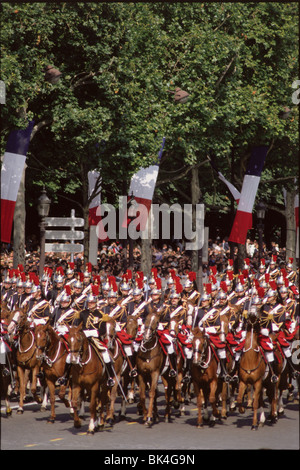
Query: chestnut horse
[[98, 317, 124, 427], [68, 324, 109, 434], [35, 322, 70, 422], [136, 312, 177, 427], [119, 315, 139, 420], [191, 327, 224, 428], [1, 306, 18, 416], [15, 313, 45, 414], [236, 310, 280, 430]]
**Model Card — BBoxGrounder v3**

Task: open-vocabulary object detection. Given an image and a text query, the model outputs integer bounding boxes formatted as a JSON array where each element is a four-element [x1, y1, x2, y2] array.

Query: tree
[[1, 3, 298, 270]]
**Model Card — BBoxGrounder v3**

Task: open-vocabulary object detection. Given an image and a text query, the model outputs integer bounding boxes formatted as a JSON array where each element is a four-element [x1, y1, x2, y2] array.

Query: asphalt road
[[1, 380, 299, 456]]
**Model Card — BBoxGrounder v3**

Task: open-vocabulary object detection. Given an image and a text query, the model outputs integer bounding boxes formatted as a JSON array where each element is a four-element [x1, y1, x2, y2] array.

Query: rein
[[240, 325, 264, 375]]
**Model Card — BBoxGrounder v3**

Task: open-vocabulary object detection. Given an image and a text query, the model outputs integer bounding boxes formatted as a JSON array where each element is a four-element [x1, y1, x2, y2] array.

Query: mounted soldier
[[194, 283, 231, 382], [73, 285, 116, 387]]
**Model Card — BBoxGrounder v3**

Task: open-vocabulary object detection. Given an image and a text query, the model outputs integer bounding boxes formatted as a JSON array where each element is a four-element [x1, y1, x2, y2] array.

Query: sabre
[[111, 362, 128, 403]]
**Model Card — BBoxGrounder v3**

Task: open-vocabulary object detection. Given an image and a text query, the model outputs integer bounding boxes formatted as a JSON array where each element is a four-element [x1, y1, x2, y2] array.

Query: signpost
[[44, 210, 84, 260]]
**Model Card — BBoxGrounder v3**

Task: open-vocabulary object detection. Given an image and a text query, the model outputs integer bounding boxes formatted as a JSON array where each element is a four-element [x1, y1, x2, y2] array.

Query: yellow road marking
[[25, 444, 39, 447], [50, 438, 63, 442]]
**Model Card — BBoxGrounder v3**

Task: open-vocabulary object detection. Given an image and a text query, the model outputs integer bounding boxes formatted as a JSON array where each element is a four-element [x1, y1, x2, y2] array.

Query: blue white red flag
[[125, 137, 166, 231], [207, 155, 241, 204], [1, 121, 34, 243], [228, 146, 268, 245]]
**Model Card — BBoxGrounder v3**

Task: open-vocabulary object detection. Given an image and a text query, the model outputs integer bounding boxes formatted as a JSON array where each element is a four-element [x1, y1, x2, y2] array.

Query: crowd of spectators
[[1, 234, 290, 283]]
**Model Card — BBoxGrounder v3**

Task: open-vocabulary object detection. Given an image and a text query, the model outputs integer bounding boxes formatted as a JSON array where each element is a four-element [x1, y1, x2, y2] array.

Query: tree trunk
[[191, 166, 203, 292], [13, 164, 26, 268], [285, 187, 297, 264]]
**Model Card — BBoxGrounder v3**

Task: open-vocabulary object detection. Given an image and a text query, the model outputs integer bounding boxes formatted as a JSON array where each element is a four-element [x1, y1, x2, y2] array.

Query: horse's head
[[169, 317, 180, 337], [35, 322, 51, 360], [68, 324, 86, 364], [99, 317, 116, 350], [192, 328, 209, 366], [125, 316, 138, 338], [247, 306, 260, 329], [143, 313, 160, 343]]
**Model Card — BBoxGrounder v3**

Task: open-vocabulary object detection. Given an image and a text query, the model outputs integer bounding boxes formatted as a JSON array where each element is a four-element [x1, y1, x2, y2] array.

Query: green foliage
[[0, 2, 298, 219]]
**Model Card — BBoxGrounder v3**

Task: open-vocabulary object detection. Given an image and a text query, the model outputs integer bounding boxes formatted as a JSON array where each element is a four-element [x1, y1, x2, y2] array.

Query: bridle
[[193, 335, 211, 369]]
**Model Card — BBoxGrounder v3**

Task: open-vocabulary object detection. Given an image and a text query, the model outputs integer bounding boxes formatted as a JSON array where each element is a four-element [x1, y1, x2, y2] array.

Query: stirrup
[[291, 370, 300, 379], [2, 368, 10, 378], [169, 369, 177, 378], [129, 368, 138, 378], [57, 376, 68, 386], [182, 375, 191, 384], [107, 377, 115, 387], [230, 374, 239, 383], [271, 374, 278, 384]]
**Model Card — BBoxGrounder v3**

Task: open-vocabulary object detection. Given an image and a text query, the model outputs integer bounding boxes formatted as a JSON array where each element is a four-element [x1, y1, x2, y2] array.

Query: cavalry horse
[[136, 311, 177, 426], [13, 311, 45, 414], [98, 317, 124, 427], [191, 327, 225, 428], [236, 309, 281, 430], [119, 315, 139, 420], [68, 324, 110, 434], [1, 304, 17, 416], [35, 321, 70, 423]]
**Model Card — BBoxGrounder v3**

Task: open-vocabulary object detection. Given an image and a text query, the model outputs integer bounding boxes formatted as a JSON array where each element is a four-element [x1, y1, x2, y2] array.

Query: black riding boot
[[128, 353, 138, 378], [182, 358, 192, 383], [267, 360, 278, 383], [168, 353, 177, 378], [219, 358, 231, 383], [230, 358, 240, 383], [57, 363, 72, 386], [105, 361, 116, 387]]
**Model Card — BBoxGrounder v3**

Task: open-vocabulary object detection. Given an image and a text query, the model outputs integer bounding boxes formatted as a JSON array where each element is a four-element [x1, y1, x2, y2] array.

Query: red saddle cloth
[[275, 330, 291, 348], [226, 331, 241, 346], [117, 330, 134, 345], [61, 335, 70, 352], [208, 333, 226, 349]]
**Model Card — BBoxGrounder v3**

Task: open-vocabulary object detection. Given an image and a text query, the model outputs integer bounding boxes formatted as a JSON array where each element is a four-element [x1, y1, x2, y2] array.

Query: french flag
[[228, 146, 268, 245], [207, 154, 241, 204], [1, 121, 34, 244], [125, 137, 166, 231]]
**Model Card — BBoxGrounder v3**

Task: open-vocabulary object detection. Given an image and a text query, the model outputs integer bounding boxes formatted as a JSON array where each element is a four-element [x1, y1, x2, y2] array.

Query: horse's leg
[[71, 382, 82, 428], [17, 366, 25, 413], [87, 383, 98, 434], [220, 381, 228, 419], [106, 381, 118, 427], [47, 379, 56, 423], [209, 379, 221, 421], [31, 365, 42, 404], [237, 379, 247, 414], [145, 372, 159, 426], [138, 375, 147, 422], [251, 379, 263, 430]]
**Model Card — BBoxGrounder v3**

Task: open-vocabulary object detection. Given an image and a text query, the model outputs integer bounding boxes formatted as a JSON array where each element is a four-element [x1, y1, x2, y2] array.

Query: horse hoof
[[209, 420, 216, 428], [119, 413, 126, 421], [173, 400, 180, 410], [145, 419, 153, 427], [105, 419, 114, 428], [197, 423, 204, 429], [17, 408, 24, 414], [47, 418, 55, 424], [87, 429, 94, 435], [251, 425, 258, 431], [6, 409, 12, 416]]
